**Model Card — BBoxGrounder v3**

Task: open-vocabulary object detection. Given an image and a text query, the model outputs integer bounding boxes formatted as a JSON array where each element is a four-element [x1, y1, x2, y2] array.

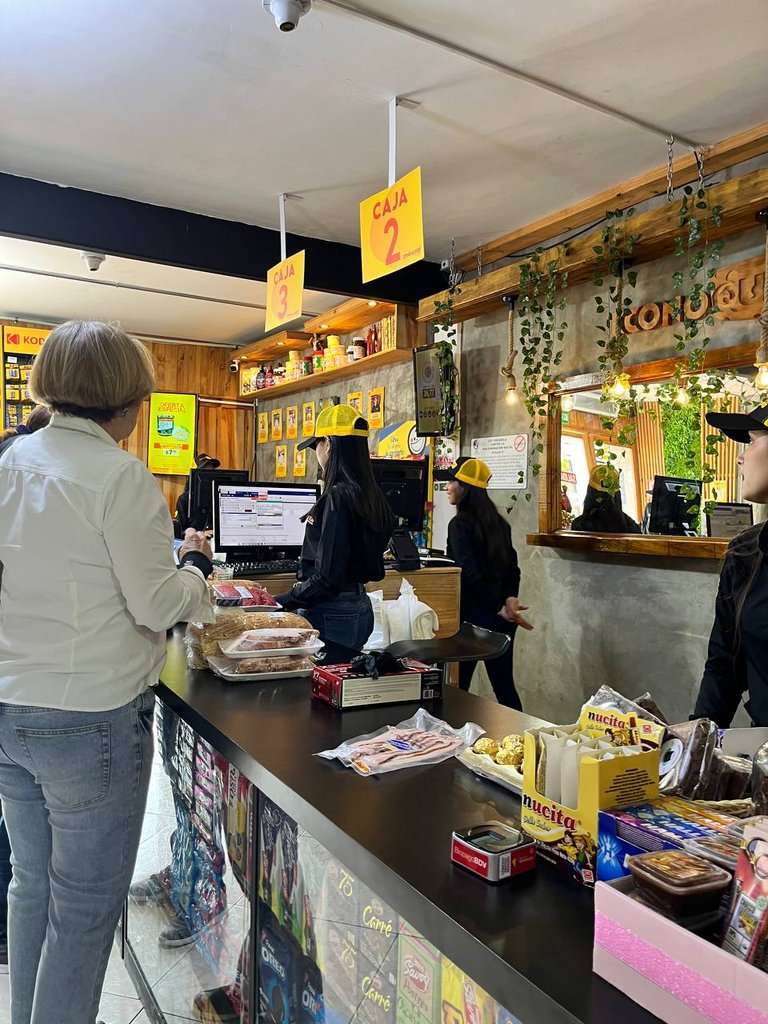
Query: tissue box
[[594, 876, 768, 1024], [521, 705, 660, 886]]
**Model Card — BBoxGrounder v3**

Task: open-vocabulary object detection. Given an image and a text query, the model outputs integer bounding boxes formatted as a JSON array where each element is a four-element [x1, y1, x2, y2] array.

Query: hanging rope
[[665, 136, 675, 203], [757, 226, 768, 366], [500, 296, 517, 385]]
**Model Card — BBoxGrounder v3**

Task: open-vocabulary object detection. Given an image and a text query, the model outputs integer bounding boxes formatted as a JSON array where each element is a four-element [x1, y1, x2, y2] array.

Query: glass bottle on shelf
[[264, 364, 275, 388], [255, 365, 266, 390]]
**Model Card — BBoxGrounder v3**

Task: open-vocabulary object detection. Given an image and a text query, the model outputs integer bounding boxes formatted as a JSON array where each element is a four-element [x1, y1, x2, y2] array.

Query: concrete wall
[[460, 224, 765, 726]]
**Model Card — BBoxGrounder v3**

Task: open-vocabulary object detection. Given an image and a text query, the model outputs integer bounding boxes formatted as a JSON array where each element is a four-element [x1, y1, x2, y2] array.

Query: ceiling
[[0, 237, 346, 347], [1, 0, 766, 262]]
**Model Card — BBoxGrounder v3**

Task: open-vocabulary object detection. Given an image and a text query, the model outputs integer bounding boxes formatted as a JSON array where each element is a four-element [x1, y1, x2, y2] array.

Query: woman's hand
[[498, 596, 534, 631], [179, 528, 213, 563]]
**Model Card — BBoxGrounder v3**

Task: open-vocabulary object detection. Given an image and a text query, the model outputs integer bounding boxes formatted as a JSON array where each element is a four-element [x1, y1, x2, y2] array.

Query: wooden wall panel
[[636, 402, 666, 495], [701, 397, 740, 503]]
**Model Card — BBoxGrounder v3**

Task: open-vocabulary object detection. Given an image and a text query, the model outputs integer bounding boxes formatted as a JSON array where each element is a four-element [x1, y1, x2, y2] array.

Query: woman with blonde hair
[[0, 321, 213, 1024]]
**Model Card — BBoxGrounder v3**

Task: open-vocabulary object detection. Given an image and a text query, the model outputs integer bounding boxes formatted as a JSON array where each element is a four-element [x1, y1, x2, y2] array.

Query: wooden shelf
[[527, 531, 728, 561], [302, 297, 398, 337], [235, 330, 312, 364], [249, 347, 412, 400]]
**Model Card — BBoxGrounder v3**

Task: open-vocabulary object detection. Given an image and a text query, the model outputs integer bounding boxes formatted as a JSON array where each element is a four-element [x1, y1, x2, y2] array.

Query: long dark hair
[[726, 524, 764, 653], [455, 484, 513, 579], [322, 435, 393, 534]]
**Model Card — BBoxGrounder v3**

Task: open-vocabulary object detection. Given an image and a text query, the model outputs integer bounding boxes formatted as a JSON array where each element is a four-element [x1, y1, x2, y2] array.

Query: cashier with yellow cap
[[438, 457, 532, 709], [276, 404, 394, 663]]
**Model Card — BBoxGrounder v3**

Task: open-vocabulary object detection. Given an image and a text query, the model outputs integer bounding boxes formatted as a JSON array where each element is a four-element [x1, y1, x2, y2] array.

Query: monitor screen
[[189, 469, 249, 520], [370, 458, 427, 531], [215, 483, 319, 551], [648, 475, 702, 536]]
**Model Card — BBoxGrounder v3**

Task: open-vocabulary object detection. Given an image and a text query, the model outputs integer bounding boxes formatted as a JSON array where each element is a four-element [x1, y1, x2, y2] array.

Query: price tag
[[359, 166, 424, 283], [265, 250, 305, 333]]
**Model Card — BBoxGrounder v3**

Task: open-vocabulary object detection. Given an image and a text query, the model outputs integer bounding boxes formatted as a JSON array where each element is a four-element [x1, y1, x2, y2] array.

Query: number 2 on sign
[[384, 218, 400, 265]]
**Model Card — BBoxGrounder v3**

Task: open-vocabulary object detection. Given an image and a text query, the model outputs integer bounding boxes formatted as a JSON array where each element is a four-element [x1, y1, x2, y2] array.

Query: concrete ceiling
[[0, 237, 346, 347], [1, 0, 766, 261]]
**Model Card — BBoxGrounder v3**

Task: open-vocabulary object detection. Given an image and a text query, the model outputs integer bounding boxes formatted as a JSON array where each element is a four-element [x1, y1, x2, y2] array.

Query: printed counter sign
[[2, 325, 51, 355], [265, 250, 305, 333], [412, 345, 442, 437], [147, 392, 198, 476], [360, 166, 424, 283]]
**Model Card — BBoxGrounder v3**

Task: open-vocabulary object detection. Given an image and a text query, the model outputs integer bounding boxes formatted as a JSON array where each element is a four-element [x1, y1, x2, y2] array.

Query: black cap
[[195, 453, 221, 469], [705, 404, 768, 444]]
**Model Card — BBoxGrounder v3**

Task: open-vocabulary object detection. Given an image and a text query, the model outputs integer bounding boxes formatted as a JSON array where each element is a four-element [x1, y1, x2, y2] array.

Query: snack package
[[397, 930, 441, 1024], [440, 958, 496, 1024], [721, 818, 768, 968], [659, 718, 718, 798], [584, 686, 666, 749], [316, 709, 483, 777], [259, 902, 297, 1024], [210, 580, 278, 607]]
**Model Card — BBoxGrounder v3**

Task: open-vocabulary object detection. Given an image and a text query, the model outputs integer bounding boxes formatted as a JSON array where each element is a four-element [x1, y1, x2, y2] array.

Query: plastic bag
[[315, 708, 483, 776], [384, 579, 439, 644], [366, 590, 390, 649]]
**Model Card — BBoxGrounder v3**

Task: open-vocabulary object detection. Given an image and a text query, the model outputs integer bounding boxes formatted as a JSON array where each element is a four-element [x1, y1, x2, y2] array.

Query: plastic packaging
[[185, 611, 312, 669], [208, 654, 315, 681], [628, 850, 731, 919], [659, 718, 718, 798], [316, 708, 483, 776], [218, 628, 320, 657], [682, 835, 741, 871], [210, 581, 278, 608]]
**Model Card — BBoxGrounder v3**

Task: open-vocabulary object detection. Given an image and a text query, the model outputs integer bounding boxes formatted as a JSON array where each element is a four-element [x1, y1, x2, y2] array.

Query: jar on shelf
[[352, 337, 366, 361], [313, 339, 325, 373], [324, 336, 343, 371], [302, 356, 313, 376], [286, 350, 302, 382]]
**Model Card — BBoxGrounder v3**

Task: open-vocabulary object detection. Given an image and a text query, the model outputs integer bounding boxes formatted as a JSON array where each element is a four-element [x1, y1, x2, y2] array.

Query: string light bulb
[[561, 394, 575, 413], [756, 364, 768, 390], [607, 374, 629, 400], [505, 382, 519, 407]]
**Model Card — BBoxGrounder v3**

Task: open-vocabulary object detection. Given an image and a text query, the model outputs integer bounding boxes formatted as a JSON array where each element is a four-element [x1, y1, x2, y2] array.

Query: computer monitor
[[370, 458, 427, 531], [648, 475, 702, 536], [214, 482, 319, 555], [188, 469, 249, 527]]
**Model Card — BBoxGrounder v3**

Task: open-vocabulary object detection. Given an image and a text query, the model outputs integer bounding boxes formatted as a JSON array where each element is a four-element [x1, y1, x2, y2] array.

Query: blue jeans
[[0, 689, 155, 1024], [303, 590, 374, 665]]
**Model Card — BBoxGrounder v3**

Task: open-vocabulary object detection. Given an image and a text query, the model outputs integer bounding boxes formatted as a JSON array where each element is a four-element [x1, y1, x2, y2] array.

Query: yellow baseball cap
[[436, 457, 492, 490], [589, 464, 620, 494], [297, 403, 369, 450]]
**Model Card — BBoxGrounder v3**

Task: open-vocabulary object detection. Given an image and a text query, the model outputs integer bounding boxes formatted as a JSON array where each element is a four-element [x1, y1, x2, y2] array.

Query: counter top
[[158, 631, 659, 1024]]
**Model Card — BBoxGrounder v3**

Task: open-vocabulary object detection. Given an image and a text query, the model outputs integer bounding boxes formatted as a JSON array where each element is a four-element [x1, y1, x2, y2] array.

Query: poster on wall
[[2, 325, 51, 356], [359, 166, 424, 283], [318, 396, 340, 411], [377, 420, 427, 460], [147, 392, 198, 477], [347, 391, 363, 414], [275, 445, 288, 479], [302, 401, 316, 437], [258, 412, 269, 444], [293, 445, 306, 478], [265, 250, 305, 333], [271, 408, 283, 442], [470, 434, 528, 489], [367, 387, 385, 429], [286, 405, 298, 440], [412, 345, 442, 436]]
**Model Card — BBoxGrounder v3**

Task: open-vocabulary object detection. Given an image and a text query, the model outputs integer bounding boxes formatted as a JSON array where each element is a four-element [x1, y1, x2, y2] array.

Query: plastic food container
[[727, 815, 768, 842], [627, 850, 732, 919], [682, 835, 741, 871]]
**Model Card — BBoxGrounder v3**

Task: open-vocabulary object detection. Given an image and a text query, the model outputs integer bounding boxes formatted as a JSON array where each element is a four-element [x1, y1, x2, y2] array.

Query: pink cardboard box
[[593, 876, 768, 1024]]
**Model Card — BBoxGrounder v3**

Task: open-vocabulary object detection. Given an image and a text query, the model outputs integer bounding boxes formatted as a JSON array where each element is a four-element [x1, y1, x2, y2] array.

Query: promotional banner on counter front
[[265, 250, 305, 333], [147, 392, 197, 476], [359, 166, 424, 283]]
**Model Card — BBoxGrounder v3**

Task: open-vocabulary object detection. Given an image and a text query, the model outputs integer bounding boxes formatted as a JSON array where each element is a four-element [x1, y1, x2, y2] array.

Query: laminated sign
[[265, 250, 305, 333], [360, 167, 424, 283], [147, 393, 197, 476], [2, 325, 51, 356]]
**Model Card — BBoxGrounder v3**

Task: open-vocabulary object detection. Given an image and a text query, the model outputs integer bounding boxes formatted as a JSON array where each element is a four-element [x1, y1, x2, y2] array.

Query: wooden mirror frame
[[527, 341, 760, 561]]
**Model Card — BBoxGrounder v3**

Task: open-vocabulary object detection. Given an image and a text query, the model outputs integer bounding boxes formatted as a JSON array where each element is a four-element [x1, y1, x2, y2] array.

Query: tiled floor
[[0, 747, 248, 1024]]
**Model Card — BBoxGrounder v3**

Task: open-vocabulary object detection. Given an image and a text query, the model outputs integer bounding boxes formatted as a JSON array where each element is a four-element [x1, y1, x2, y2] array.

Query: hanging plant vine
[[515, 248, 567, 500], [432, 252, 461, 436]]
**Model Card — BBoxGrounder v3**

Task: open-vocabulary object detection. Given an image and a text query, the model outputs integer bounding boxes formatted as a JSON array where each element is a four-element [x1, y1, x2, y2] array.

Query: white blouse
[[0, 415, 211, 711]]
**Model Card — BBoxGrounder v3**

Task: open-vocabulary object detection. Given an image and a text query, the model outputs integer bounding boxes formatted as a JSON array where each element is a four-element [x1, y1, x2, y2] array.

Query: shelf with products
[[245, 346, 412, 399], [238, 299, 420, 399]]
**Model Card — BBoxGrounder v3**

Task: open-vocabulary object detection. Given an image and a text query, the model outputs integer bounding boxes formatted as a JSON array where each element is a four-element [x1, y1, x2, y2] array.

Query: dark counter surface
[[158, 630, 659, 1024]]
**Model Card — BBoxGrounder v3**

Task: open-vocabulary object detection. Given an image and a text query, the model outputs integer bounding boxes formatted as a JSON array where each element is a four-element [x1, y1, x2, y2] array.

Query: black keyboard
[[230, 559, 300, 577]]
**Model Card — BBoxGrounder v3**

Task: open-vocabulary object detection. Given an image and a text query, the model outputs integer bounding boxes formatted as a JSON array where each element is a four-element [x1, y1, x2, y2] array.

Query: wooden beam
[[419, 165, 768, 324], [456, 121, 768, 272]]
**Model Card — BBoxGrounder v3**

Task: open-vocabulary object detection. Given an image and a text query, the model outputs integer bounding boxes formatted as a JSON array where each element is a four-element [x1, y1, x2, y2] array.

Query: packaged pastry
[[185, 611, 312, 668], [628, 850, 731, 919], [220, 628, 319, 654], [682, 835, 741, 871]]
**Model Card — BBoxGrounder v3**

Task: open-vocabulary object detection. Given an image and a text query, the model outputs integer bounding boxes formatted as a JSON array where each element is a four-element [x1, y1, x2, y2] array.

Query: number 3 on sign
[[360, 167, 424, 283], [265, 250, 305, 333]]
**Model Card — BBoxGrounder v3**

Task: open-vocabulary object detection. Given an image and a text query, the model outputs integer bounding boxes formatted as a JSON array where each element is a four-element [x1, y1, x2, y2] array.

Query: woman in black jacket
[[571, 464, 641, 534], [277, 405, 394, 664], [693, 403, 768, 727], [440, 457, 533, 709]]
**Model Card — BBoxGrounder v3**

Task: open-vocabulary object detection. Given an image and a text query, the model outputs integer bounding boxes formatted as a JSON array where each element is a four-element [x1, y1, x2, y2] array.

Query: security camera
[[263, 0, 312, 32], [230, 359, 240, 374], [81, 252, 106, 273]]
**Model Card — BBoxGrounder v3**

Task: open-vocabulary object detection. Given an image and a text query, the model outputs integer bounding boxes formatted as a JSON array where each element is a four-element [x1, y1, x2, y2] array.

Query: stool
[[387, 621, 511, 688]]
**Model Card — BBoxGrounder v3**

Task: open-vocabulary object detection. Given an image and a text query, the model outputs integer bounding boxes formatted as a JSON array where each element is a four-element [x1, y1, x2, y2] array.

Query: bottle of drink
[[265, 364, 275, 388], [255, 365, 266, 390]]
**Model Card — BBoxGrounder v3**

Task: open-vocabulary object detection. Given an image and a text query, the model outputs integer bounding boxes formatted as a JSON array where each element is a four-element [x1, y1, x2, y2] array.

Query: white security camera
[[81, 252, 106, 273], [230, 359, 240, 374], [263, 0, 312, 32]]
